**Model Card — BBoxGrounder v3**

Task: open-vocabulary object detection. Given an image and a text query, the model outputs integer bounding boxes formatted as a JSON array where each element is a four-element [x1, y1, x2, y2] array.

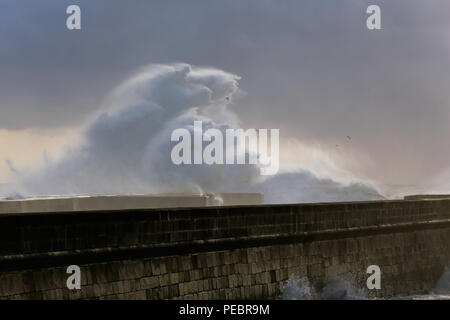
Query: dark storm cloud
[[0, 0, 449, 185]]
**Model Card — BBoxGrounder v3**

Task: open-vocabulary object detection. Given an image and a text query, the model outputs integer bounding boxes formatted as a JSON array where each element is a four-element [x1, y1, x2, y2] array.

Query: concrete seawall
[[0, 193, 264, 214], [0, 199, 450, 299]]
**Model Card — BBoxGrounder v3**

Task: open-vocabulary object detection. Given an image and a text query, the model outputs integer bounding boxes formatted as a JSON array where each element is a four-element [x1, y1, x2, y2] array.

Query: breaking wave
[[2, 63, 382, 203]]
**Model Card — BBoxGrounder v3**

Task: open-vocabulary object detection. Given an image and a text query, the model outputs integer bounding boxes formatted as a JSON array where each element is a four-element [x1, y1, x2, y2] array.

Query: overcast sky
[[1, 0, 449, 192]]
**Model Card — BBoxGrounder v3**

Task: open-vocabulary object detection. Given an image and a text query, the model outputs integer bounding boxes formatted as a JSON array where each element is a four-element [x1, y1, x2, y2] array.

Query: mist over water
[[2, 63, 382, 203]]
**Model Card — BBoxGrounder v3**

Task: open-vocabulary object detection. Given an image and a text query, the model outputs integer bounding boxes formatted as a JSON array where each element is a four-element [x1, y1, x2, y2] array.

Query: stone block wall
[[0, 200, 450, 299]]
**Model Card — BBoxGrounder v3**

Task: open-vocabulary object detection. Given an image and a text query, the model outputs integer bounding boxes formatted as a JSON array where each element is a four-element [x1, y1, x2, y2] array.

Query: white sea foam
[[2, 63, 382, 204], [282, 266, 450, 300]]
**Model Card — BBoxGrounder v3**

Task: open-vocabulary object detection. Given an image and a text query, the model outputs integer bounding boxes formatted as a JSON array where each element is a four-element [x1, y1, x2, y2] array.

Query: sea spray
[[281, 276, 316, 300], [282, 271, 450, 300], [321, 276, 367, 300], [432, 265, 450, 295], [2, 63, 382, 203]]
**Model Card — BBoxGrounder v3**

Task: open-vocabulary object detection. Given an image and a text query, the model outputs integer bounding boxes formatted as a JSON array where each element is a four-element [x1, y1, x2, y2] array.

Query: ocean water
[[282, 267, 450, 300]]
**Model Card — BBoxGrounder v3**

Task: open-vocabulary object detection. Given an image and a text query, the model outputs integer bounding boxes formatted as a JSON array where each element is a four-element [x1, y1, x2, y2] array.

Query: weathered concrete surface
[[0, 194, 209, 214], [405, 194, 450, 200], [0, 199, 449, 299], [0, 193, 263, 214], [217, 193, 264, 206]]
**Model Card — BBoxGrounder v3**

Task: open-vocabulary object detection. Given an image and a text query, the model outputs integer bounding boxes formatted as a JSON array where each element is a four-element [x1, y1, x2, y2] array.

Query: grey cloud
[[0, 0, 449, 187]]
